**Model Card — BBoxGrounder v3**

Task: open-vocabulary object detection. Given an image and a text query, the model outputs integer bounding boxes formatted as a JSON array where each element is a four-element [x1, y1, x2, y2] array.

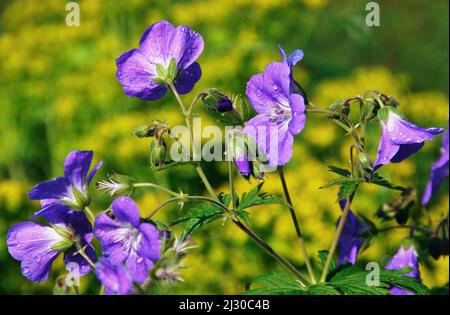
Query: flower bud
[[357, 152, 373, 180], [150, 138, 167, 167], [134, 120, 168, 138], [97, 173, 136, 197], [201, 89, 233, 113], [233, 95, 253, 122], [251, 158, 265, 180]]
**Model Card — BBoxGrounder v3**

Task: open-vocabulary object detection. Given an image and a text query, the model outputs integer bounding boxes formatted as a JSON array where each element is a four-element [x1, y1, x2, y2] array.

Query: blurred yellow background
[[0, 0, 448, 294]]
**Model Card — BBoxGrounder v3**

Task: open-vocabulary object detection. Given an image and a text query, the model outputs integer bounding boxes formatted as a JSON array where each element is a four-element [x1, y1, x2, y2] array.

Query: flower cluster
[[8, 151, 99, 283], [6, 19, 448, 295]]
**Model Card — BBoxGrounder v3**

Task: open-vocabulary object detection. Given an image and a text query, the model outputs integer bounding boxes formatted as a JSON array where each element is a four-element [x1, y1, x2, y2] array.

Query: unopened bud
[[201, 89, 233, 113], [150, 138, 167, 167], [134, 120, 168, 138], [357, 152, 373, 180]]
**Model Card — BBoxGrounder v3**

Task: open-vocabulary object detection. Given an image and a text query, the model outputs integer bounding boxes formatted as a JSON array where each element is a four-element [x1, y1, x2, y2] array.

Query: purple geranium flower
[[95, 257, 133, 295], [94, 197, 161, 285], [116, 20, 204, 100], [385, 245, 421, 295], [244, 47, 306, 166], [422, 123, 449, 205], [28, 150, 102, 218], [374, 107, 443, 170], [7, 205, 95, 283], [336, 200, 368, 265]]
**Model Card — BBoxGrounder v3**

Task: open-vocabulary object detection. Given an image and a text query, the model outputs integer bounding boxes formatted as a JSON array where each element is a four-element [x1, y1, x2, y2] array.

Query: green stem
[[168, 81, 217, 200], [194, 163, 217, 199], [228, 161, 236, 209], [306, 106, 363, 150], [75, 242, 96, 269], [319, 192, 356, 282], [84, 206, 96, 223], [278, 166, 316, 284], [134, 182, 180, 197], [232, 217, 309, 286]]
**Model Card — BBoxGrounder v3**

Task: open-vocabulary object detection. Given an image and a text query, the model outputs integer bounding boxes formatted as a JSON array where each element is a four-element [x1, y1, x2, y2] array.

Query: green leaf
[[379, 269, 429, 295], [218, 192, 232, 208], [318, 250, 336, 274], [244, 272, 305, 295], [171, 203, 224, 236], [237, 183, 287, 211], [339, 181, 358, 200], [304, 283, 342, 295], [236, 210, 251, 225], [371, 173, 405, 191], [327, 166, 352, 178], [324, 264, 429, 295]]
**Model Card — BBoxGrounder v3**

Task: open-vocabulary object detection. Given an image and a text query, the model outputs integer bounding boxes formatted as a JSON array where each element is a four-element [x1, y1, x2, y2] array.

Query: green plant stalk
[[84, 206, 96, 223], [319, 191, 356, 282], [228, 160, 236, 209], [168, 80, 217, 199], [278, 166, 316, 284], [75, 241, 96, 269], [306, 106, 363, 150], [231, 217, 309, 286], [134, 182, 181, 197]]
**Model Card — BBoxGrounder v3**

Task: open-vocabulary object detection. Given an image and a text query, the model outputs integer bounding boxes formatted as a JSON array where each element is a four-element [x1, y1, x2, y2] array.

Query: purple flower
[[385, 245, 421, 295], [336, 200, 368, 265], [228, 129, 263, 179], [28, 150, 102, 218], [245, 47, 306, 167], [374, 107, 443, 170], [94, 197, 161, 285], [95, 257, 133, 295], [422, 123, 449, 205], [7, 206, 95, 283], [234, 157, 252, 179], [116, 20, 204, 101]]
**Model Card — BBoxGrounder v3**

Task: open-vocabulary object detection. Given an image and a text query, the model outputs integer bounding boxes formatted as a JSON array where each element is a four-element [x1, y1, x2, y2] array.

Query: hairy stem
[[319, 192, 356, 282], [75, 242, 96, 269], [84, 206, 96, 223], [134, 182, 180, 197], [228, 161, 236, 209], [278, 166, 316, 284], [168, 81, 217, 199], [232, 218, 309, 286]]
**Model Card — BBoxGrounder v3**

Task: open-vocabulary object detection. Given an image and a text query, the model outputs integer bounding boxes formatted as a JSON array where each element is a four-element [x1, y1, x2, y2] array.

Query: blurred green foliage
[[0, 0, 448, 294]]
